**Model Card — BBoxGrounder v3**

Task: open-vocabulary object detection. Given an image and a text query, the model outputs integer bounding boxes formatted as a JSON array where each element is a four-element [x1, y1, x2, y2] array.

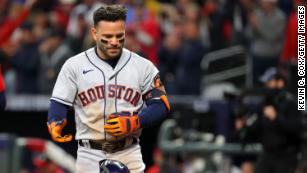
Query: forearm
[[139, 99, 168, 128], [48, 100, 69, 124], [0, 9, 30, 46], [47, 100, 73, 142]]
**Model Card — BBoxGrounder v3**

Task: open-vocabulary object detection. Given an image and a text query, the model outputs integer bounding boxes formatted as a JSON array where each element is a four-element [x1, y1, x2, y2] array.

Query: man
[[245, 0, 286, 86], [47, 5, 170, 173], [37, 28, 73, 94], [9, 22, 40, 94], [235, 67, 302, 173]]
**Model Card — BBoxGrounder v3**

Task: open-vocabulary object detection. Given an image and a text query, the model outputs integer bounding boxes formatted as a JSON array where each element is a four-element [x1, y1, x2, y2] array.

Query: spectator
[[5, 22, 40, 94], [201, 0, 234, 50], [158, 26, 182, 94], [129, 3, 162, 66], [66, 0, 104, 53], [245, 0, 286, 86], [175, 20, 206, 95], [51, 0, 76, 30], [236, 67, 303, 173], [228, 0, 255, 45], [32, 11, 50, 42], [67, 0, 104, 37], [0, 0, 37, 47], [158, 3, 181, 37], [124, 27, 145, 57], [50, 0, 77, 31], [37, 28, 73, 94]]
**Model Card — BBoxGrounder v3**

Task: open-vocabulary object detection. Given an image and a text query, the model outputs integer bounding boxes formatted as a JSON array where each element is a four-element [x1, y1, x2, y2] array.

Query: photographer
[[235, 67, 303, 173]]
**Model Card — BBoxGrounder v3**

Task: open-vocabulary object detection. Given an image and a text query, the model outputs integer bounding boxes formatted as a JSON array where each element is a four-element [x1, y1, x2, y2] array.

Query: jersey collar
[[89, 47, 132, 79], [109, 48, 132, 80]]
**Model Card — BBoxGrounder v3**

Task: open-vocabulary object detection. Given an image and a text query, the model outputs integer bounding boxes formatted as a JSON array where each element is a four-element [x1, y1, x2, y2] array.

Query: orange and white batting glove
[[47, 119, 73, 143], [104, 112, 140, 137]]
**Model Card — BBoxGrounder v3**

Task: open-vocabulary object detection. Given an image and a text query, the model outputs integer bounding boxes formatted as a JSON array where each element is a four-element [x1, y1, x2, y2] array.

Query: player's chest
[[78, 67, 140, 89], [76, 67, 141, 105]]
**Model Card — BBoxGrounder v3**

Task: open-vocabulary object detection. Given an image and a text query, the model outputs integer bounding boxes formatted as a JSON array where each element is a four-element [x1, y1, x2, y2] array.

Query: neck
[[96, 47, 108, 60]]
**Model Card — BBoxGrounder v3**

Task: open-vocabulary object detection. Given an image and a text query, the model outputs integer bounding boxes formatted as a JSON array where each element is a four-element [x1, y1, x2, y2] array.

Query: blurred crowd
[[0, 0, 305, 96]]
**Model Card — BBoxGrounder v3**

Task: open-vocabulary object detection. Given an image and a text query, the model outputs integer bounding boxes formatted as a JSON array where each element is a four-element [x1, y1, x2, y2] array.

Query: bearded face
[[91, 20, 125, 60]]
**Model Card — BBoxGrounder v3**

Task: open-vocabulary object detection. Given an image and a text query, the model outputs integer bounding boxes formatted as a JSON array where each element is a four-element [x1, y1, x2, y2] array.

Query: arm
[[0, 0, 37, 46], [139, 85, 170, 128], [139, 99, 168, 128], [47, 100, 73, 143], [47, 59, 77, 143], [104, 68, 170, 136], [104, 87, 170, 137]]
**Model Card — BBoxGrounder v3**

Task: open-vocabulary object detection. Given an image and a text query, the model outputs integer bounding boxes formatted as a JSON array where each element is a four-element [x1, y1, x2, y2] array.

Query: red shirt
[[280, 11, 307, 64], [139, 17, 161, 66], [0, 67, 5, 91], [146, 165, 160, 173], [0, 8, 29, 47]]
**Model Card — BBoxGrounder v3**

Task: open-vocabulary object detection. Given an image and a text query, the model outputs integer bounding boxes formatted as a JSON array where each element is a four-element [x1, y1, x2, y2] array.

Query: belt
[[78, 138, 137, 153]]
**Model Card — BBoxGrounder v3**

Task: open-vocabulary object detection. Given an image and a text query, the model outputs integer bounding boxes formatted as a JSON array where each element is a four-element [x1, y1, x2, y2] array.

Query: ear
[[91, 27, 98, 42]]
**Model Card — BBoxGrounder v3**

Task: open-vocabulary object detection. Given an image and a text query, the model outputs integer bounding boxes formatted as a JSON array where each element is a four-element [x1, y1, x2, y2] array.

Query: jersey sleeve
[[51, 60, 77, 106], [140, 61, 159, 95]]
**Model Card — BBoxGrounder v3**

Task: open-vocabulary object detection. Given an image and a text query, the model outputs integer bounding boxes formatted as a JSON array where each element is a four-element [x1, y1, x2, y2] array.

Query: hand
[[47, 119, 73, 143], [104, 112, 140, 137], [263, 105, 277, 121]]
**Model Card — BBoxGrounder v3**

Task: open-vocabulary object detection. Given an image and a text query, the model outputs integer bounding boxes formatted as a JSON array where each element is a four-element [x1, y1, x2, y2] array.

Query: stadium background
[[0, 0, 306, 172]]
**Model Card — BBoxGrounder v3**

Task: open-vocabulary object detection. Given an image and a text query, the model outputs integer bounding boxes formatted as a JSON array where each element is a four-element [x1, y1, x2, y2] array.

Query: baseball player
[[0, 65, 6, 112], [47, 4, 170, 173]]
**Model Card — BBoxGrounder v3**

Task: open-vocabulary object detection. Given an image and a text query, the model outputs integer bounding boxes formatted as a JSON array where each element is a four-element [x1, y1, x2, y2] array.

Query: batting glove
[[47, 119, 73, 143], [104, 112, 140, 137]]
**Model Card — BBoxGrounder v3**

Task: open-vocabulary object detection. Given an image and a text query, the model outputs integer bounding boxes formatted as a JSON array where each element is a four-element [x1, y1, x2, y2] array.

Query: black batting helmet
[[99, 159, 130, 173]]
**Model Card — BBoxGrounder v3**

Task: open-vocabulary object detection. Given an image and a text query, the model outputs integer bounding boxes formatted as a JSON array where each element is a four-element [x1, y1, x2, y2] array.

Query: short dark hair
[[93, 4, 127, 26]]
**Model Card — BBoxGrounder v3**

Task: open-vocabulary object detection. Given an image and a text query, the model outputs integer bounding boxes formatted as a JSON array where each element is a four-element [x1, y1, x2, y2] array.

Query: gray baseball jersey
[[51, 47, 158, 141]]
